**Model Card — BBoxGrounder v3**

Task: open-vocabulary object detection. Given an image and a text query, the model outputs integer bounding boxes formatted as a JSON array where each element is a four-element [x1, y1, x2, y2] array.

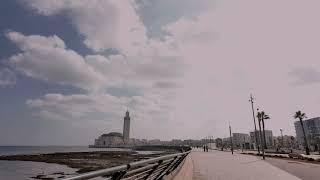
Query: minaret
[[123, 110, 130, 144]]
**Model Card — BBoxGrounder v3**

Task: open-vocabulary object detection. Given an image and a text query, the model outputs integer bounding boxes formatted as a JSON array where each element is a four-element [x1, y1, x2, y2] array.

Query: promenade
[[190, 149, 302, 180]]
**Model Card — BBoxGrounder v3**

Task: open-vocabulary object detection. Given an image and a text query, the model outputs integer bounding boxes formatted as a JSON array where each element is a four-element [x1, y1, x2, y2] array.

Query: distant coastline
[[0, 150, 168, 172], [0, 146, 129, 156], [0, 145, 182, 179], [0, 145, 191, 179]]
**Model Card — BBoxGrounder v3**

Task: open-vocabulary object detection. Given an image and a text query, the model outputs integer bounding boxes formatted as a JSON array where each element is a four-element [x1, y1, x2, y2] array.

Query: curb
[[240, 152, 320, 162]]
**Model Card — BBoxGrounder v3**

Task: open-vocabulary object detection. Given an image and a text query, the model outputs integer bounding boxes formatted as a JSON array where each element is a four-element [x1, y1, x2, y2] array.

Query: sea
[[0, 146, 153, 180]]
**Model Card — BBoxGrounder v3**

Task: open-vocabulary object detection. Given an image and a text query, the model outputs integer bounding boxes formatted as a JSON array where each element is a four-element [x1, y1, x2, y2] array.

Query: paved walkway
[[191, 149, 301, 180]]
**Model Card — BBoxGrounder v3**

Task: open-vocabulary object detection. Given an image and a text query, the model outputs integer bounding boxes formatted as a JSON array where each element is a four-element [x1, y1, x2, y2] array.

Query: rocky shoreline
[[0, 150, 173, 179]]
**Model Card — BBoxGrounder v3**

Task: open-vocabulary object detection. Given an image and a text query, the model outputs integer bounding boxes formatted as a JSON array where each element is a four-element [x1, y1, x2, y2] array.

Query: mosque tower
[[123, 110, 131, 144]]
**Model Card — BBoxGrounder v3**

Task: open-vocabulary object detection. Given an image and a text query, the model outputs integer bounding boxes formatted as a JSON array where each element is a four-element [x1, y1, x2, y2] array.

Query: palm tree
[[257, 111, 265, 159], [294, 111, 310, 155], [260, 111, 270, 149]]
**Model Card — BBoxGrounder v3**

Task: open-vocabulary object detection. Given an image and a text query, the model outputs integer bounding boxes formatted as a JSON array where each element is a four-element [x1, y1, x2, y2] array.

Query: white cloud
[[27, 93, 127, 120], [5, 0, 187, 140], [6, 31, 106, 91], [27, 0, 148, 55], [0, 68, 16, 87], [6, 25, 185, 93], [289, 68, 320, 86], [17, 0, 320, 141], [160, 0, 320, 139], [26, 92, 177, 139], [5, 30, 185, 137], [164, 13, 217, 47]]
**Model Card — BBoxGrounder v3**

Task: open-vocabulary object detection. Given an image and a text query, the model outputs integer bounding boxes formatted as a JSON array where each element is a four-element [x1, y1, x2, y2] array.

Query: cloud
[[152, 81, 178, 89], [8, 0, 320, 142], [6, 0, 189, 140], [167, 0, 320, 139], [6, 31, 106, 91], [20, 0, 320, 141], [26, 0, 148, 55], [7, 1, 230, 140], [163, 12, 217, 46], [27, 93, 128, 120], [0, 68, 16, 87], [6, 23, 185, 92], [26, 92, 175, 122], [135, 0, 217, 37], [5, 30, 184, 138], [289, 67, 320, 86], [26, 92, 177, 139]]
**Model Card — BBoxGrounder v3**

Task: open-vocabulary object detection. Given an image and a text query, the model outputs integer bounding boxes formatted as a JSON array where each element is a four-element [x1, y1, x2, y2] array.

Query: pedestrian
[[203, 145, 206, 152], [206, 146, 209, 152]]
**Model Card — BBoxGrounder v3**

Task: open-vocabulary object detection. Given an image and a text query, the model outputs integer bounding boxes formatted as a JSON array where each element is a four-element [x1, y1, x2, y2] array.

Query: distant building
[[91, 110, 132, 147], [171, 139, 183, 145], [223, 137, 231, 142], [149, 139, 161, 145], [130, 138, 147, 145], [94, 132, 124, 146], [207, 142, 217, 149], [232, 133, 250, 147], [273, 135, 296, 149], [222, 137, 231, 146], [250, 130, 273, 148], [184, 139, 200, 146], [215, 138, 223, 147], [295, 117, 320, 145], [123, 111, 131, 144]]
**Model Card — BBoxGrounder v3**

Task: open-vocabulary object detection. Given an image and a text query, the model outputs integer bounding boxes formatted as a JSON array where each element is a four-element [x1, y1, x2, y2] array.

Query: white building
[[94, 132, 124, 147], [295, 117, 320, 145], [232, 133, 250, 147], [207, 142, 217, 149], [250, 130, 273, 148], [273, 135, 296, 148], [91, 111, 132, 147]]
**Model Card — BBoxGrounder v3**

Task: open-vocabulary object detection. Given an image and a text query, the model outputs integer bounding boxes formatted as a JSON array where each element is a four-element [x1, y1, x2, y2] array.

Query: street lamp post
[[261, 118, 267, 149], [249, 94, 260, 153], [242, 136, 245, 152], [229, 124, 234, 155], [280, 129, 284, 148]]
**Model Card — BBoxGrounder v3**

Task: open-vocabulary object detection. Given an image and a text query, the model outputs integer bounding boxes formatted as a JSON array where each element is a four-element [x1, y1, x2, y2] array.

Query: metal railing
[[63, 150, 191, 180]]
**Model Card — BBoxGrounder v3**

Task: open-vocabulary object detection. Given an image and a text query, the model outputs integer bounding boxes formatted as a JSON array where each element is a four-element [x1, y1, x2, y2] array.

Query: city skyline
[[2, 0, 320, 145]]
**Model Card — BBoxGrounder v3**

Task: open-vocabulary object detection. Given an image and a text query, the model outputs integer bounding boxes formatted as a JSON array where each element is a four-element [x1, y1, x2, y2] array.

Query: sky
[[1, 0, 320, 146]]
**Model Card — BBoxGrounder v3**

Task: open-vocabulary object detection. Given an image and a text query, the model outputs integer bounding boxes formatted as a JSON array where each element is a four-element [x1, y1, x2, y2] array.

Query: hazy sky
[[1, 0, 320, 145]]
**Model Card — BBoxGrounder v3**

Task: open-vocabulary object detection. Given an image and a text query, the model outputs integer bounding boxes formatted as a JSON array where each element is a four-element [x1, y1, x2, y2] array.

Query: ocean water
[[0, 146, 130, 156], [0, 160, 77, 180], [0, 146, 138, 180]]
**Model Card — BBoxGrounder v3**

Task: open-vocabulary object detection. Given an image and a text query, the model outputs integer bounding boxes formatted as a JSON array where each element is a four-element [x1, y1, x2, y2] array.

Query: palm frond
[[294, 110, 307, 120], [256, 112, 261, 119], [264, 115, 270, 119], [294, 111, 302, 119]]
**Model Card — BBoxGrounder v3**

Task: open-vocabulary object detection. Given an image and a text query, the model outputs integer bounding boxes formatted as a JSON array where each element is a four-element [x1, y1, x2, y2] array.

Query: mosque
[[91, 111, 131, 147]]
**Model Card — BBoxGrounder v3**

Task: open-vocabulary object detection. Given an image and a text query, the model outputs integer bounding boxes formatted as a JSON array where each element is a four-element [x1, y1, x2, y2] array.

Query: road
[[266, 157, 320, 180], [191, 149, 303, 180]]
